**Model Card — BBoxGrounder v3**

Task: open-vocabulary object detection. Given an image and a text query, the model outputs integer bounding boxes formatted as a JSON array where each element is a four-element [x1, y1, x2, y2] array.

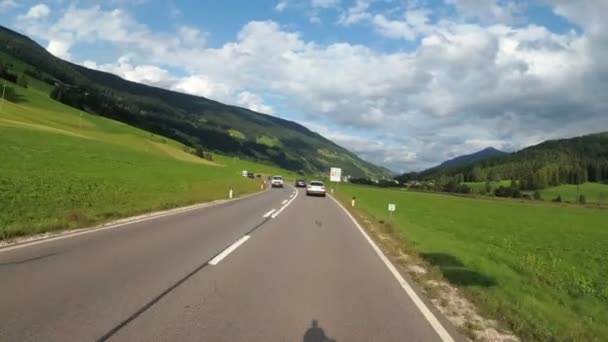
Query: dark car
[[247, 172, 255, 178], [295, 179, 306, 187]]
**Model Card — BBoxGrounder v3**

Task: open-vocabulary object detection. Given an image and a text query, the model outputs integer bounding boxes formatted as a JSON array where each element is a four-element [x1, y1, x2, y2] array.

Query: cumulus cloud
[[19, 3, 50, 19], [338, 0, 371, 26], [0, 0, 18, 12], [312, 0, 339, 8], [12, 1, 608, 171], [445, 0, 522, 23], [275, 1, 288, 12], [237, 91, 275, 114]]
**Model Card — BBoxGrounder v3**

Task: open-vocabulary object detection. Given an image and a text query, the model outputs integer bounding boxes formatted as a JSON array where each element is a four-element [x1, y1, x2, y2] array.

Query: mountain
[[411, 133, 608, 190], [0, 26, 391, 178], [434, 147, 508, 170]]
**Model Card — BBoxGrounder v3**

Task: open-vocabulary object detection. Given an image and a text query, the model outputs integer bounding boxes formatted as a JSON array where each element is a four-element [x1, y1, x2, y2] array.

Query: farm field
[[0, 83, 293, 240], [333, 184, 608, 341], [465, 180, 608, 204], [540, 183, 608, 204]]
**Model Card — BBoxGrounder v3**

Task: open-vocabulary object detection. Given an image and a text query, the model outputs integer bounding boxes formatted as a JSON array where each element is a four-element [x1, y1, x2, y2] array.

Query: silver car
[[306, 181, 326, 197]]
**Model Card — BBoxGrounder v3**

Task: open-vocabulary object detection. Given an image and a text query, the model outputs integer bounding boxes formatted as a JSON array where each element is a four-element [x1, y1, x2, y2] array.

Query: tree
[[510, 178, 520, 190], [18, 74, 28, 88], [485, 180, 492, 194], [472, 167, 486, 182], [194, 145, 205, 158], [535, 169, 549, 189], [2, 86, 20, 102]]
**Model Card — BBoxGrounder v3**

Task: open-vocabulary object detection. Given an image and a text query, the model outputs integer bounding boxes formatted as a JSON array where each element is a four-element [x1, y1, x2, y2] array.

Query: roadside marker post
[[351, 196, 356, 207], [388, 203, 396, 220], [0, 82, 6, 113], [229, 188, 233, 199]]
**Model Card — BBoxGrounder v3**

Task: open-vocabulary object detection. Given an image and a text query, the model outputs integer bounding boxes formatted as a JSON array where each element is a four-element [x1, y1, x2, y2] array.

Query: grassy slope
[[0, 83, 294, 240], [334, 184, 608, 341], [0, 29, 392, 179]]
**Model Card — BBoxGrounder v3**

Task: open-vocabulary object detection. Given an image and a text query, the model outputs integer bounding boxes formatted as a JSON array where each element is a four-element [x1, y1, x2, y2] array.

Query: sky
[[1, 0, 607, 172]]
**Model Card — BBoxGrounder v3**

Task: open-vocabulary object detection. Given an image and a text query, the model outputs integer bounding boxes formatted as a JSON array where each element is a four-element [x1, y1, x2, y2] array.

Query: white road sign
[[388, 203, 396, 212], [330, 167, 342, 182]]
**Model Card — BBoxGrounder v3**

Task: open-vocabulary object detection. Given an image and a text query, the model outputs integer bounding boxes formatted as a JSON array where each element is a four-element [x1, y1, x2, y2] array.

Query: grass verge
[[333, 184, 608, 341]]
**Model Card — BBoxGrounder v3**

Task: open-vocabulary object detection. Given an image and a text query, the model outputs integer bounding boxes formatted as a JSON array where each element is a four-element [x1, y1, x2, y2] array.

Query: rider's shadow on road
[[303, 320, 336, 342]]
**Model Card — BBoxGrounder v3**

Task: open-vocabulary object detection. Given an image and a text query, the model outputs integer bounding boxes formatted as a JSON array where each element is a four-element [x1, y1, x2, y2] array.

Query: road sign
[[388, 203, 396, 212], [330, 167, 342, 182]]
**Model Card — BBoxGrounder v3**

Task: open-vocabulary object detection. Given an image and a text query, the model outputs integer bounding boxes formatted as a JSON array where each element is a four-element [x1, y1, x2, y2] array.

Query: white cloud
[[275, 1, 288, 12], [372, 14, 417, 40], [16, 2, 608, 171], [172, 75, 232, 101], [0, 0, 18, 11], [20, 3, 50, 19], [47, 39, 71, 59], [312, 0, 339, 8], [338, 0, 371, 26], [237, 91, 274, 114], [445, 0, 521, 23]]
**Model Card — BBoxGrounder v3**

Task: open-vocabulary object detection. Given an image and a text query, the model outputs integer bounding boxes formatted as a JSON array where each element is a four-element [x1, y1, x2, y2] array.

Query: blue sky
[[1, 0, 607, 172]]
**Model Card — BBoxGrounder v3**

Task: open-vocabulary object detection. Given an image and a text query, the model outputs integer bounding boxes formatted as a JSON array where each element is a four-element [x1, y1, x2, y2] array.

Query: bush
[[533, 191, 542, 200], [495, 185, 523, 199], [552, 195, 562, 203], [579, 194, 587, 204], [193, 145, 205, 158]]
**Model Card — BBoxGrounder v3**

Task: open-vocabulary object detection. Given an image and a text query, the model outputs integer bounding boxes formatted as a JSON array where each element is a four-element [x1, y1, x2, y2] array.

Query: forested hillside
[[412, 132, 608, 190], [0, 25, 391, 178]]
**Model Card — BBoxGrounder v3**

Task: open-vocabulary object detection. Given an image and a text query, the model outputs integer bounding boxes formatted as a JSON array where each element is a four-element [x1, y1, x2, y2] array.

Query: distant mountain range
[[0, 25, 391, 178], [433, 147, 508, 170], [398, 133, 608, 190]]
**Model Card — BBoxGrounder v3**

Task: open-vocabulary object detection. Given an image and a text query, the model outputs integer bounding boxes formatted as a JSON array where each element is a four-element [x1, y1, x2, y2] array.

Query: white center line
[[281, 199, 288, 204], [263, 209, 276, 218], [272, 188, 299, 219], [208, 235, 251, 266]]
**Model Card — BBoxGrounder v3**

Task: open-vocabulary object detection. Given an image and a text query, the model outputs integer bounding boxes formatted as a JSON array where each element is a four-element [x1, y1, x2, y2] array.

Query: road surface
[[0, 186, 462, 341]]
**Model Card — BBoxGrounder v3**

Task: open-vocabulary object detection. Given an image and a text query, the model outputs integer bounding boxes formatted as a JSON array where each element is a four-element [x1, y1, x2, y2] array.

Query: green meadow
[[334, 184, 608, 341], [0, 83, 292, 240], [540, 183, 608, 204]]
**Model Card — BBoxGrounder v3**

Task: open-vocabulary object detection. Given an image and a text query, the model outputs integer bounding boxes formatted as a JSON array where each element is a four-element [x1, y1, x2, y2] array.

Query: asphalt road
[[0, 186, 462, 342]]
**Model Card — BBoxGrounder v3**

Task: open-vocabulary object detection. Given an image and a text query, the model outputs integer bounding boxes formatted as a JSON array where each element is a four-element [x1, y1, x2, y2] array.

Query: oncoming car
[[295, 179, 306, 187], [306, 181, 326, 197], [271, 175, 284, 188]]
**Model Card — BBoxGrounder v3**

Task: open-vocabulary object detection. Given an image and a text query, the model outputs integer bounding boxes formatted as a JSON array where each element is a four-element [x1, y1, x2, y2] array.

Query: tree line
[[397, 133, 608, 191]]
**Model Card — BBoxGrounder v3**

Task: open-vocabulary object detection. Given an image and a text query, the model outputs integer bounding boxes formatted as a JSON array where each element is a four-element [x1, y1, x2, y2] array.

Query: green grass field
[[540, 183, 608, 204], [334, 184, 608, 341], [0, 82, 293, 240], [465, 180, 608, 204]]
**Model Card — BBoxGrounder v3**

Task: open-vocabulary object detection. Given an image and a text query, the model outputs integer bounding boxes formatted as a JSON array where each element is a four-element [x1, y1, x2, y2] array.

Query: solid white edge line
[[281, 199, 288, 204], [0, 188, 269, 253], [263, 209, 277, 218], [271, 187, 299, 219], [329, 195, 455, 342], [208, 235, 251, 266]]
